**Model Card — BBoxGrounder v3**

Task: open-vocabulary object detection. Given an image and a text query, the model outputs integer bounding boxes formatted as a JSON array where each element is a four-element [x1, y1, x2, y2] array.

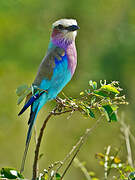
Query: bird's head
[[51, 19, 79, 43]]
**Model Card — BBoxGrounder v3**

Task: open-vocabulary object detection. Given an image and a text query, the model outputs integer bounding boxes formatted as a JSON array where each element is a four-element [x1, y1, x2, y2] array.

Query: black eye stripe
[[57, 24, 64, 30], [55, 24, 79, 31]]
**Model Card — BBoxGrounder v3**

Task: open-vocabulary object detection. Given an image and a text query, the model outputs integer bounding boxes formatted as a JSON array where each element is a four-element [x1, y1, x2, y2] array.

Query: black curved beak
[[66, 25, 80, 31]]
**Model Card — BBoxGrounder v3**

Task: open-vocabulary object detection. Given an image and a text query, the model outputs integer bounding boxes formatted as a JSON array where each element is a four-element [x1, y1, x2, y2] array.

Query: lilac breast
[[66, 42, 77, 76]]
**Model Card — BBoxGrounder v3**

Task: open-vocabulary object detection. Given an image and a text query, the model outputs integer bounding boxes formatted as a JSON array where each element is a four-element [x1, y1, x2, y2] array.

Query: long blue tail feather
[[26, 104, 39, 143], [20, 104, 39, 173], [20, 91, 47, 173]]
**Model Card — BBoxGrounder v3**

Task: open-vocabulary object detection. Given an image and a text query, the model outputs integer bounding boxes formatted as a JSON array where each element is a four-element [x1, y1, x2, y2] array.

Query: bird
[[19, 18, 79, 173]]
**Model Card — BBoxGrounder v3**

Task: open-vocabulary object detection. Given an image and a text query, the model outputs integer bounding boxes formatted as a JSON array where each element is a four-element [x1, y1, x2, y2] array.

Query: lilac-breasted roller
[[19, 19, 79, 172]]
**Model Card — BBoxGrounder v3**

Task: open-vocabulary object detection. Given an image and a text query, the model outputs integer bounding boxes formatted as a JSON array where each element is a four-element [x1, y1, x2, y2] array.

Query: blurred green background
[[0, 0, 135, 179]]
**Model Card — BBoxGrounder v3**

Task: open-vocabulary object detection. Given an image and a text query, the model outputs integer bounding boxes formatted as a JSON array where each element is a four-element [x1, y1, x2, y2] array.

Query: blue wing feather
[[39, 54, 71, 100], [18, 92, 45, 116]]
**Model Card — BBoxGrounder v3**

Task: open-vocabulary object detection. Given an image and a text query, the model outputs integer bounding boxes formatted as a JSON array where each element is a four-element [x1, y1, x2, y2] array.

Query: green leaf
[[44, 173, 49, 180], [103, 105, 118, 122], [100, 85, 120, 94], [16, 84, 29, 96], [124, 165, 134, 172], [39, 153, 44, 161], [68, 97, 73, 100], [91, 96, 96, 105], [93, 90, 109, 97], [111, 104, 119, 111], [56, 173, 61, 180], [37, 177, 46, 180], [89, 80, 97, 90], [87, 108, 95, 118], [89, 171, 95, 176], [128, 172, 135, 180], [92, 81, 97, 89], [0, 167, 24, 179], [80, 91, 84, 95], [16, 84, 32, 105], [92, 178, 99, 180], [17, 88, 32, 105]]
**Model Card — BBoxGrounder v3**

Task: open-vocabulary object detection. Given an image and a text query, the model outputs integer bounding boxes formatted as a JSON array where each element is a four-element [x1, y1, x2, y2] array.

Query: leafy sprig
[[57, 80, 128, 122], [4, 80, 129, 180]]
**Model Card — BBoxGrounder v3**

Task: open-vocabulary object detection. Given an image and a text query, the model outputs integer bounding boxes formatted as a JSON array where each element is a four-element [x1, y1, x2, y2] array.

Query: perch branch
[[32, 107, 57, 180], [32, 99, 77, 180], [34, 126, 39, 177]]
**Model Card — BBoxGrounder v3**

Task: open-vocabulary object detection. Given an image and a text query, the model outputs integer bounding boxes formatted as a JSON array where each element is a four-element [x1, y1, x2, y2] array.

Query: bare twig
[[104, 145, 111, 180], [53, 109, 75, 115], [61, 149, 80, 179], [55, 116, 103, 179], [32, 107, 57, 180], [74, 157, 92, 180], [48, 161, 63, 172], [34, 126, 39, 177], [120, 113, 133, 167], [125, 126, 133, 167], [129, 132, 135, 147], [34, 126, 38, 146]]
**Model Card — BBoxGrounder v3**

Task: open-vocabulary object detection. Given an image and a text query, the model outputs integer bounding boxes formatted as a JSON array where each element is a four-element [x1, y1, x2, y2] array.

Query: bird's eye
[[57, 24, 64, 30]]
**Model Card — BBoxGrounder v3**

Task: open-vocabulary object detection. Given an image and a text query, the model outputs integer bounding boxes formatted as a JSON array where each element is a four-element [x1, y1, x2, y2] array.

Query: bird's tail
[[20, 104, 39, 173]]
